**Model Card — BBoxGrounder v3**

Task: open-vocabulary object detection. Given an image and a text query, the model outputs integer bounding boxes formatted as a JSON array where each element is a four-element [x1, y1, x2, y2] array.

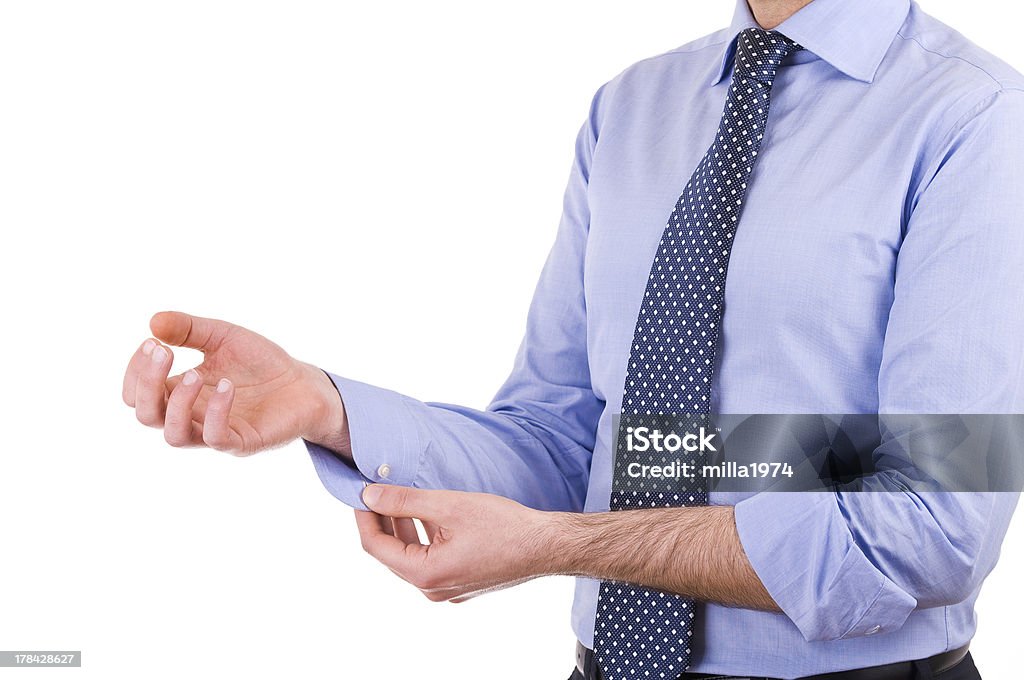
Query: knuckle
[[164, 431, 187, 447], [359, 535, 382, 559], [164, 410, 188, 431], [135, 409, 162, 428], [202, 432, 227, 451], [415, 571, 440, 592]]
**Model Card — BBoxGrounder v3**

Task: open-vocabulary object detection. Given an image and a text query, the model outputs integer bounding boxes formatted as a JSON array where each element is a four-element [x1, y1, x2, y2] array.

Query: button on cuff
[[325, 373, 423, 489]]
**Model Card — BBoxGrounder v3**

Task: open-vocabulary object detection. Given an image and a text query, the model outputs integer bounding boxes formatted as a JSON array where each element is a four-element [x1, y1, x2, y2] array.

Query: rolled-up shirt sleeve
[[305, 86, 610, 512], [734, 88, 1024, 642]]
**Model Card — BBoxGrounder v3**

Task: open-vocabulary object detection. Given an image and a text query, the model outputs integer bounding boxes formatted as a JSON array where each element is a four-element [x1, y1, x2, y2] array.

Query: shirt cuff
[[733, 491, 917, 642], [304, 373, 425, 510]]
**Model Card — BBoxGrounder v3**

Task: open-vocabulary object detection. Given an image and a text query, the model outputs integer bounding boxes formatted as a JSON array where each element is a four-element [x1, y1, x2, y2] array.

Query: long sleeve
[[733, 88, 1024, 642], [306, 88, 608, 512]]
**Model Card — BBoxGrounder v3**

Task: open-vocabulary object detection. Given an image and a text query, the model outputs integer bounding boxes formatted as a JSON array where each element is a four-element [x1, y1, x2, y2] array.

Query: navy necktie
[[593, 28, 801, 680]]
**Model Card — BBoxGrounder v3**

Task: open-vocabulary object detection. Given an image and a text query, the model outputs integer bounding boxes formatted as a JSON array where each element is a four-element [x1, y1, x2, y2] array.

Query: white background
[[1, 1, 1021, 678]]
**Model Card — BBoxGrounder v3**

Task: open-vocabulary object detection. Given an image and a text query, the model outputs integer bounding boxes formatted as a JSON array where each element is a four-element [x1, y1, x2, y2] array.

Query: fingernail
[[142, 339, 156, 356], [362, 484, 383, 507], [151, 345, 168, 363], [216, 378, 231, 393], [182, 369, 199, 386]]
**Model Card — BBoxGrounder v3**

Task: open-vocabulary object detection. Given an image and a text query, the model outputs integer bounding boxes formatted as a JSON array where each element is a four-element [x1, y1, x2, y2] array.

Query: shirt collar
[[711, 0, 911, 86]]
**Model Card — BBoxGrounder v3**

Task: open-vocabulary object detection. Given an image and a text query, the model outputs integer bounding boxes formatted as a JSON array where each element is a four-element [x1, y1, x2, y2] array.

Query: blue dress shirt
[[306, 0, 1024, 676]]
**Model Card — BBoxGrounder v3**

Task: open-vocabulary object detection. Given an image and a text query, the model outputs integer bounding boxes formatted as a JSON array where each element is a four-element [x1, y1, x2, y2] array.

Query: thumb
[[362, 484, 445, 521], [150, 311, 231, 351]]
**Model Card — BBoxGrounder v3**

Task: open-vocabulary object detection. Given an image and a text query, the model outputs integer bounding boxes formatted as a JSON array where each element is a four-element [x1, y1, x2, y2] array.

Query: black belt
[[575, 641, 970, 680]]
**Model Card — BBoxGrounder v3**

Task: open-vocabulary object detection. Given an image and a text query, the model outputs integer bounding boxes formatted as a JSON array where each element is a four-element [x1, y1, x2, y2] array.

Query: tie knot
[[733, 27, 801, 85]]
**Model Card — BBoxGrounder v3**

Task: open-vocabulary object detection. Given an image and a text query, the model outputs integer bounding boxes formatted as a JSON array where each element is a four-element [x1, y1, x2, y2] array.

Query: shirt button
[[866, 625, 881, 635], [376, 463, 391, 479]]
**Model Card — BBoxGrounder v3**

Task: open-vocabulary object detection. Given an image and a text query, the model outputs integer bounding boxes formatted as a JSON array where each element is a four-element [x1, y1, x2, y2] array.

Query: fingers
[[355, 508, 502, 604], [163, 369, 204, 447], [392, 517, 422, 545], [201, 378, 244, 452], [124, 320, 243, 451], [150, 311, 231, 352], [355, 510, 426, 574], [123, 338, 156, 406], [364, 510, 395, 537], [361, 484, 448, 521], [133, 341, 173, 427]]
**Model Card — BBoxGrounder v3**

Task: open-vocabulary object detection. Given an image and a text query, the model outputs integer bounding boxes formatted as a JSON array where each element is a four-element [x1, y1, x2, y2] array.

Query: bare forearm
[[544, 506, 780, 612]]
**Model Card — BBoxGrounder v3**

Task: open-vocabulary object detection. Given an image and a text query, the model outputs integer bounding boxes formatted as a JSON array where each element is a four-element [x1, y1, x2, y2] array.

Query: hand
[[356, 485, 556, 602], [122, 311, 349, 456], [356, 486, 779, 612]]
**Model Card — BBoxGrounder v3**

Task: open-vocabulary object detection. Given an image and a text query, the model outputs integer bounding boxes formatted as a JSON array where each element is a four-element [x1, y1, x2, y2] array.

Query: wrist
[[524, 510, 580, 577], [301, 364, 352, 458]]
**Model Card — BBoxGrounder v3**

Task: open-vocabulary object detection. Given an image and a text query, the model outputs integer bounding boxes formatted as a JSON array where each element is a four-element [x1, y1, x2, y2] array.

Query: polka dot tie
[[593, 28, 801, 680]]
